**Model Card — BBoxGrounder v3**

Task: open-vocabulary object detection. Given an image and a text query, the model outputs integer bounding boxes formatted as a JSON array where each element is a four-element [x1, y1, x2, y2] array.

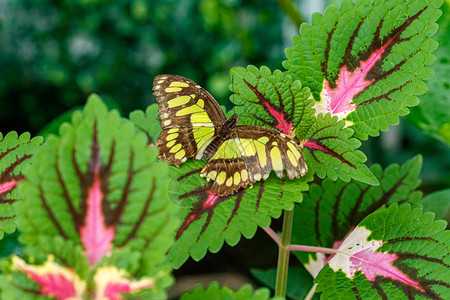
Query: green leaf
[[0, 231, 22, 259], [292, 156, 423, 274], [169, 160, 313, 268], [230, 65, 314, 135], [407, 1, 450, 144], [251, 267, 319, 300], [299, 113, 378, 185], [284, 0, 443, 140], [420, 189, 450, 221], [129, 103, 161, 145], [229, 65, 377, 186], [0, 131, 42, 239], [13, 94, 179, 298], [315, 204, 450, 299], [180, 282, 274, 300]]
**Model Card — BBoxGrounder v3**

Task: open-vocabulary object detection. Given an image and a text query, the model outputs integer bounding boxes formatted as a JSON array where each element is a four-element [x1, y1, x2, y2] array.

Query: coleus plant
[[0, 0, 448, 299]]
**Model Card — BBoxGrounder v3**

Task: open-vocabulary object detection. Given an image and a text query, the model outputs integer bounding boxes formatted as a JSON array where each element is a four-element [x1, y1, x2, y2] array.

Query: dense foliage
[[0, 0, 448, 299]]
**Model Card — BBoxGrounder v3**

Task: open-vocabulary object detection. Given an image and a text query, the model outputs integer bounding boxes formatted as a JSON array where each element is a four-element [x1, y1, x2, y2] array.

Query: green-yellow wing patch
[[201, 126, 307, 196]]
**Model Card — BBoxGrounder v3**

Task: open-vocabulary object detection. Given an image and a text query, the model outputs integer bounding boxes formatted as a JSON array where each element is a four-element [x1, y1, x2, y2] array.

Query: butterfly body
[[154, 75, 307, 196]]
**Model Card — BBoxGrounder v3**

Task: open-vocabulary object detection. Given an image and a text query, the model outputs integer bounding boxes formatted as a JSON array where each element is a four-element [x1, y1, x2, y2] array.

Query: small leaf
[[9, 255, 86, 299], [180, 282, 273, 300], [169, 160, 312, 268], [251, 267, 318, 300], [284, 0, 443, 139], [230, 65, 314, 136], [129, 103, 161, 145], [0, 131, 42, 239], [299, 113, 378, 185], [316, 204, 450, 299], [292, 156, 423, 276], [420, 189, 450, 221]]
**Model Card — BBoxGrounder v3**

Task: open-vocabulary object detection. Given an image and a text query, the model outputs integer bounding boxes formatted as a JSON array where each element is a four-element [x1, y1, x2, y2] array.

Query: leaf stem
[[263, 226, 338, 254], [275, 0, 305, 30], [305, 283, 318, 300], [274, 208, 294, 298], [289, 244, 338, 254], [262, 226, 281, 246]]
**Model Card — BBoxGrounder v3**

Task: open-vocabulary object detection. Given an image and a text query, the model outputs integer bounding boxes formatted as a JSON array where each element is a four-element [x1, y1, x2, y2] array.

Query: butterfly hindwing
[[157, 127, 196, 166], [201, 126, 307, 196], [154, 75, 226, 165]]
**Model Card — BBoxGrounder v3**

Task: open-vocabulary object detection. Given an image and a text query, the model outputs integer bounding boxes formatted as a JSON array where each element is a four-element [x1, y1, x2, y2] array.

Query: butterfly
[[153, 75, 307, 196]]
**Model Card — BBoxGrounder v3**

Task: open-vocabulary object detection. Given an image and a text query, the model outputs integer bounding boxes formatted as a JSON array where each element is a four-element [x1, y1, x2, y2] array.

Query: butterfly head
[[229, 114, 239, 125], [219, 114, 239, 136]]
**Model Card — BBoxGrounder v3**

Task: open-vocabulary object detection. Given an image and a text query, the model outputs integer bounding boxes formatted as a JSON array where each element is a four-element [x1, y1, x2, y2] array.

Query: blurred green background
[[0, 0, 448, 297], [0, 0, 288, 133]]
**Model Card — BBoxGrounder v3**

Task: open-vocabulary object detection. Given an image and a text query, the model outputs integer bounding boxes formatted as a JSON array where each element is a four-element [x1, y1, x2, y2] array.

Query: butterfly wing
[[201, 126, 308, 196], [154, 75, 227, 166]]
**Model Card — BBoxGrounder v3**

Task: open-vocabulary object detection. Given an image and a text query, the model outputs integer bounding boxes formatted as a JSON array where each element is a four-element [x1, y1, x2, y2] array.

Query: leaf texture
[[169, 160, 312, 268], [0, 132, 42, 239], [129, 103, 161, 145], [230, 65, 377, 186], [180, 282, 273, 300], [291, 156, 423, 276], [284, 0, 443, 139], [13, 95, 179, 299], [316, 204, 450, 299], [299, 113, 378, 185], [230, 65, 314, 135], [407, 1, 450, 144]]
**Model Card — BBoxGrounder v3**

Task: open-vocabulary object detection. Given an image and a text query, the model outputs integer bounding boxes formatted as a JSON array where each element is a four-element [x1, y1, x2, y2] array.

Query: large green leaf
[[169, 159, 312, 268], [315, 204, 450, 299], [407, 1, 450, 144], [292, 156, 423, 276], [230, 65, 378, 186], [129, 89, 314, 268], [8, 95, 179, 299], [284, 0, 443, 140], [420, 188, 450, 221], [0, 132, 42, 239]]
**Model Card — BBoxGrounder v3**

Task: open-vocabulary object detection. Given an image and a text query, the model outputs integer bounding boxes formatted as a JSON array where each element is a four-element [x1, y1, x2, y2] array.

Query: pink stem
[[262, 227, 281, 246], [289, 244, 338, 254], [263, 227, 338, 254]]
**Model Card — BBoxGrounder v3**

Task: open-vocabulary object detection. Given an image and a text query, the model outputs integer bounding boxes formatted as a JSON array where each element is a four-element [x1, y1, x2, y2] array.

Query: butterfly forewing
[[154, 75, 227, 166]]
